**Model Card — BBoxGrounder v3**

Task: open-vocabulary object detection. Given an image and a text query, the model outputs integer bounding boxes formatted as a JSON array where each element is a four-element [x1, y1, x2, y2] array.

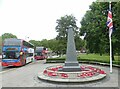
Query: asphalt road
[[0, 60, 119, 87]]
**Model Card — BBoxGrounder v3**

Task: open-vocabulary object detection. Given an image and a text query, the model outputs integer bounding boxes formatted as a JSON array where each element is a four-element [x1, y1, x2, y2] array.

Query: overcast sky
[[0, 0, 96, 41]]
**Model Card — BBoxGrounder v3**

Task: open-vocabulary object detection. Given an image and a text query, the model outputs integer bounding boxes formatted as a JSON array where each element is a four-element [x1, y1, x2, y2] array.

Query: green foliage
[[112, 2, 120, 54], [0, 33, 17, 54], [56, 14, 78, 38], [47, 39, 59, 52], [56, 14, 85, 54], [75, 36, 85, 50], [29, 40, 43, 47], [29, 39, 60, 53], [80, 2, 120, 55], [2, 33, 17, 41]]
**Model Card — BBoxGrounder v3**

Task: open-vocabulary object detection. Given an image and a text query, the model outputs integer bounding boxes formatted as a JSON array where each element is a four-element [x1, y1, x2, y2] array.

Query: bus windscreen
[[3, 51, 20, 59]]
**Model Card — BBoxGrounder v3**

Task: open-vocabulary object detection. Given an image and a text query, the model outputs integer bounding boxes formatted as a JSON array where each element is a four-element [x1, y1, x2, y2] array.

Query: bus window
[[2, 52, 6, 59], [36, 52, 42, 56], [29, 53, 33, 57], [3, 52, 20, 59]]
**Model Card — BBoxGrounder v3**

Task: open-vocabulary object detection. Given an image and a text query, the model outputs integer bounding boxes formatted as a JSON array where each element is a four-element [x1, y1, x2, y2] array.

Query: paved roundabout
[[38, 64, 106, 83]]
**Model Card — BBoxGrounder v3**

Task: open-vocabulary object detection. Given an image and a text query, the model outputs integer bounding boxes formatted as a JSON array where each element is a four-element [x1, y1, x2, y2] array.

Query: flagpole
[[109, 35, 112, 73], [109, 1, 112, 73]]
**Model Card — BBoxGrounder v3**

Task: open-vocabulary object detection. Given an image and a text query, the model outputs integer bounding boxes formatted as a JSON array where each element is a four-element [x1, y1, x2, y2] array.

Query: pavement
[[0, 55, 2, 72], [0, 59, 119, 88], [0, 55, 2, 88]]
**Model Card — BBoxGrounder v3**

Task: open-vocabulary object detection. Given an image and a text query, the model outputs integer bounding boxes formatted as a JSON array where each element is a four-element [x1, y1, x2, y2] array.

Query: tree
[[2, 33, 17, 41], [80, 2, 109, 55], [80, 2, 120, 57], [29, 40, 41, 47], [29, 39, 61, 55], [48, 39, 60, 54], [55, 14, 81, 54], [40, 39, 49, 48], [56, 14, 78, 38], [112, 2, 120, 56], [1, 33, 17, 54], [75, 35, 85, 50]]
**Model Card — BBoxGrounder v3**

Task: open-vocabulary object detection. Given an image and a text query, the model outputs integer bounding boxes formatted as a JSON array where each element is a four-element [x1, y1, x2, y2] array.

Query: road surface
[[0, 60, 119, 88], [0, 55, 2, 72]]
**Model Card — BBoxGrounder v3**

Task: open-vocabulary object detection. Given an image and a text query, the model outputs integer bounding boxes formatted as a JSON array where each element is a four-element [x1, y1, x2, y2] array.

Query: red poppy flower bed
[[43, 65, 106, 79], [38, 65, 106, 82]]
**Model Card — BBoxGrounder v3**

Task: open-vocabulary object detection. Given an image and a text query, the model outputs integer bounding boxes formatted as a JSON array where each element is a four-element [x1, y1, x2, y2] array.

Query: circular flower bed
[[43, 65, 106, 79], [38, 65, 107, 82]]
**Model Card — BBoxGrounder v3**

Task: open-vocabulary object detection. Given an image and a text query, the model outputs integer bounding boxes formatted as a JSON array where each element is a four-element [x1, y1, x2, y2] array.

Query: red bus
[[2, 38, 34, 67], [34, 47, 48, 60]]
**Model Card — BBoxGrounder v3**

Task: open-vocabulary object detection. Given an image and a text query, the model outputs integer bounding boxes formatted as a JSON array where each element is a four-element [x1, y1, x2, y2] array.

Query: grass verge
[[47, 54, 120, 65]]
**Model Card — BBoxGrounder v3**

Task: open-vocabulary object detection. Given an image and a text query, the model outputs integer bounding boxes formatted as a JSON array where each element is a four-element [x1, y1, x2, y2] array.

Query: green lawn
[[77, 53, 119, 64], [47, 53, 119, 65], [78, 53, 118, 61]]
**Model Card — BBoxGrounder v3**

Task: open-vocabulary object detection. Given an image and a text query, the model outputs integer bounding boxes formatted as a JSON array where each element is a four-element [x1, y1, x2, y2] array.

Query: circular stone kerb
[[38, 65, 107, 82]]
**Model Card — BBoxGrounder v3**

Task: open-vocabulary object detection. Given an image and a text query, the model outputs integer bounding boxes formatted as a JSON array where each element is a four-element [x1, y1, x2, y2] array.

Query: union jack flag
[[107, 10, 113, 37]]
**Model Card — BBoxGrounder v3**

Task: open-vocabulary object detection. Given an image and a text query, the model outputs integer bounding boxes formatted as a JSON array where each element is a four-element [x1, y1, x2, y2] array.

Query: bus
[[2, 38, 34, 67], [34, 47, 48, 60]]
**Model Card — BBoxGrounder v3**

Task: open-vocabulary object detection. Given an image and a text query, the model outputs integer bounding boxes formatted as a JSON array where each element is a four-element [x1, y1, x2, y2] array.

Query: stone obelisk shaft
[[62, 27, 81, 72]]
